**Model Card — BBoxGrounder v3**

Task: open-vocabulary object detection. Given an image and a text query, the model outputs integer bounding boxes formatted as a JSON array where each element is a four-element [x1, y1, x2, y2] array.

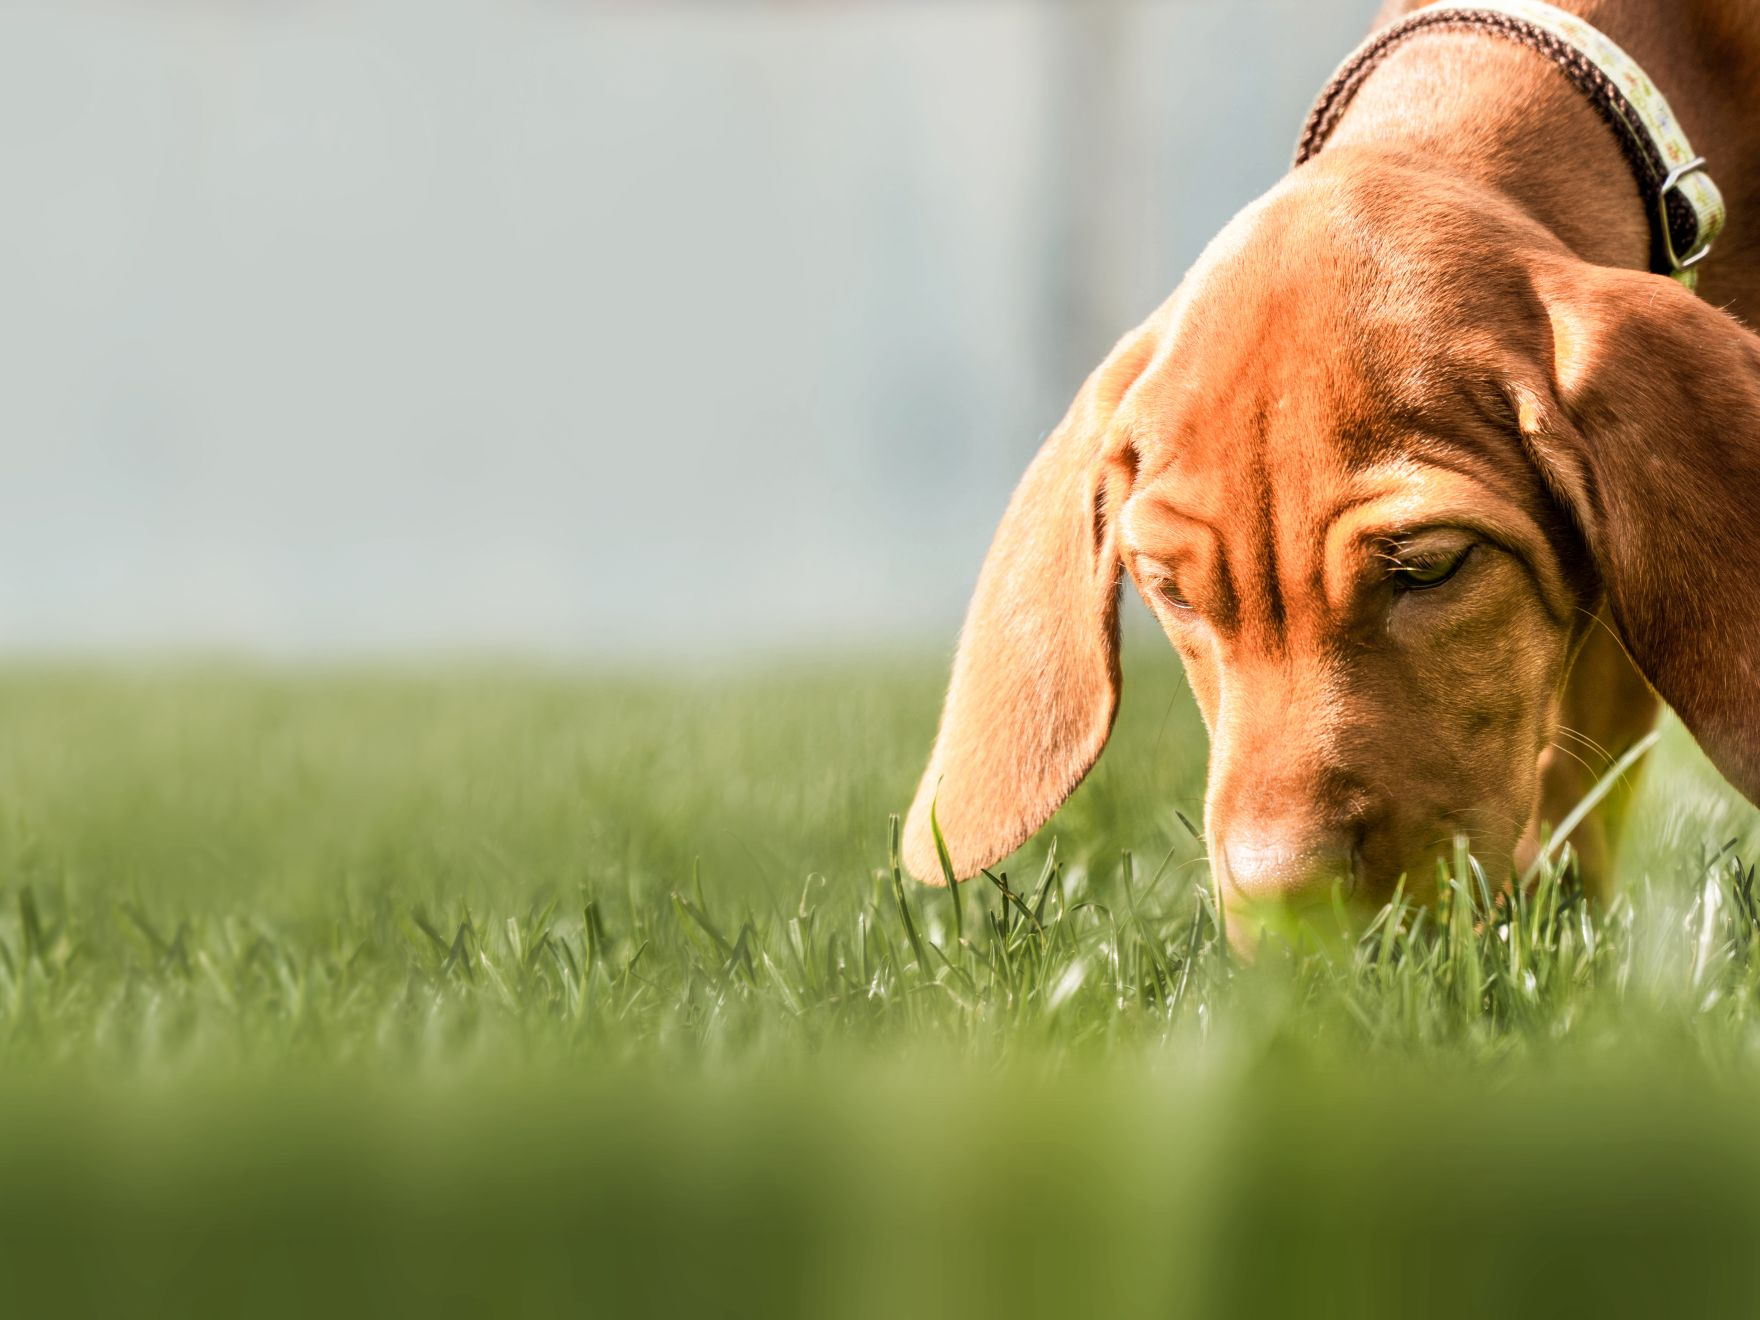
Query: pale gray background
[[0, 0, 1380, 656]]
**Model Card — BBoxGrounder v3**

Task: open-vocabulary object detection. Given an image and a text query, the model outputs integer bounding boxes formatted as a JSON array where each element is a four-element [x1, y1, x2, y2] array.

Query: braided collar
[[1296, 0, 1727, 289]]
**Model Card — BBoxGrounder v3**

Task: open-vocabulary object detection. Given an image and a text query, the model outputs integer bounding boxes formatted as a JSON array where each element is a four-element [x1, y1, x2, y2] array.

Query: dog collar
[[1295, 0, 1727, 289]]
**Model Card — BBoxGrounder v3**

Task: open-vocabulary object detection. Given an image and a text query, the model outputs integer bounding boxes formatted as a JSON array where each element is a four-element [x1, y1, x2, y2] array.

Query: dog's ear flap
[[902, 327, 1158, 883], [1524, 259, 1760, 801]]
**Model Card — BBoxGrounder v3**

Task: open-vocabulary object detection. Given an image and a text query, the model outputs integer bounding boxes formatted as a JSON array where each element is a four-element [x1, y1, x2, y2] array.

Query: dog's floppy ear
[[903, 326, 1158, 883], [1524, 259, 1760, 801]]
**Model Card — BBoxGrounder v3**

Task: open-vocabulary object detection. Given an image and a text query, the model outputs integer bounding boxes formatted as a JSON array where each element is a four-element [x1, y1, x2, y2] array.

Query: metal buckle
[[1659, 155, 1714, 272]]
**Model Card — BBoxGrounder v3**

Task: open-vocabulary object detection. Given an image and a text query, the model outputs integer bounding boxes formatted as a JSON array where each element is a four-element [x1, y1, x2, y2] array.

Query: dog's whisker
[[1546, 740, 1599, 779], [1554, 724, 1615, 762]]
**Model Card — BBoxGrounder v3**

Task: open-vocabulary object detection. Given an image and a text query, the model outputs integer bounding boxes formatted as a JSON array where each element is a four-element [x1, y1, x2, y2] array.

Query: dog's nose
[[1218, 835, 1359, 910]]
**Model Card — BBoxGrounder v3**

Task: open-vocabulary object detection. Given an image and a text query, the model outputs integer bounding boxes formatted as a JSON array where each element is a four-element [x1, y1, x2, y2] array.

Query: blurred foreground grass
[[3, 656, 1760, 1316]]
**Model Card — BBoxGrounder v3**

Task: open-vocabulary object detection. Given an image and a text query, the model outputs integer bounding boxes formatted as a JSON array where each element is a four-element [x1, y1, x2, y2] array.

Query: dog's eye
[[1392, 545, 1473, 591], [1158, 580, 1193, 610]]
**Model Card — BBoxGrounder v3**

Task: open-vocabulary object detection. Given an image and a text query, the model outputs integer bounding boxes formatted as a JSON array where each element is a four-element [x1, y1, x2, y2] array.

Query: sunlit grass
[[2, 659, 1760, 1314], [0, 659, 1755, 1075]]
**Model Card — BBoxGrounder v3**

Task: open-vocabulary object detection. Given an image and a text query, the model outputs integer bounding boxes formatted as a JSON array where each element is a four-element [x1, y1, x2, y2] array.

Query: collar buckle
[[1660, 155, 1715, 274]]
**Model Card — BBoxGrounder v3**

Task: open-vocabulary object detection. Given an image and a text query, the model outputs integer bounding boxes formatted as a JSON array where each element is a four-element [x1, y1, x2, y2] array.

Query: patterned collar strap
[[1295, 0, 1727, 289]]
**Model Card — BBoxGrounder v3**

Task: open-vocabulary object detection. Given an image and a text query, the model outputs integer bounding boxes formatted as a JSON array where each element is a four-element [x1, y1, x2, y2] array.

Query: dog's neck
[[1331, 0, 1760, 315]]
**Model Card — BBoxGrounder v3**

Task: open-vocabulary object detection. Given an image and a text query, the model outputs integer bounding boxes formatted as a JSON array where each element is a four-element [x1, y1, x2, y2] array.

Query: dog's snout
[[1219, 834, 1359, 909]]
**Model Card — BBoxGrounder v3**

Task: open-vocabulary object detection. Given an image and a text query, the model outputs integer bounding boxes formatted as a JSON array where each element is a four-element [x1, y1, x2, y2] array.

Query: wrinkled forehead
[[1112, 177, 1552, 537], [1115, 356, 1524, 527], [1113, 342, 1510, 554]]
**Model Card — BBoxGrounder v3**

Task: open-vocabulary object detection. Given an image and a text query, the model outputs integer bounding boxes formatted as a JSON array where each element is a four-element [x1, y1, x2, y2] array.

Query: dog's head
[[905, 150, 1760, 933]]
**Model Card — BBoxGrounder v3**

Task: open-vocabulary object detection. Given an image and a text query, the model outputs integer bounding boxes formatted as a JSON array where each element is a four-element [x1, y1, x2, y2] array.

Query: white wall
[[0, 0, 1380, 654]]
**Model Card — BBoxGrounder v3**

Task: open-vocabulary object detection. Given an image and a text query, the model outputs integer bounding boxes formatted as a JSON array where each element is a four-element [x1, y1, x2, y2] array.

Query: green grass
[[4, 655, 1760, 1316]]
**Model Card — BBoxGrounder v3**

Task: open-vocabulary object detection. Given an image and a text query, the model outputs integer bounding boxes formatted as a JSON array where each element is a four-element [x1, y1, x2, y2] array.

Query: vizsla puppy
[[904, 0, 1760, 939]]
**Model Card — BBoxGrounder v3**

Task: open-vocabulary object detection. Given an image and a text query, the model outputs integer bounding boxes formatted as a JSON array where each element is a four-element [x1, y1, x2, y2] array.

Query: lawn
[[4, 656, 1760, 1316]]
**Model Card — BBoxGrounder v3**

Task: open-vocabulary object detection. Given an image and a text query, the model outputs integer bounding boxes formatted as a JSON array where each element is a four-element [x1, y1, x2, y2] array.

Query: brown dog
[[905, 0, 1760, 937]]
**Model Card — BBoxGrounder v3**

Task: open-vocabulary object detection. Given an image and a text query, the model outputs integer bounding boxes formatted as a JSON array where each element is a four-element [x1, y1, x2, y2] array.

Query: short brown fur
[[905, 0, 1760, 938]]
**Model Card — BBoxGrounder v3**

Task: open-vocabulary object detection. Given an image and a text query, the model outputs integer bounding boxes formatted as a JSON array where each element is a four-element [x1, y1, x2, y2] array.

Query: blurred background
[[15, 13, 1760, 1313], [1, 0, 1382, 658]]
